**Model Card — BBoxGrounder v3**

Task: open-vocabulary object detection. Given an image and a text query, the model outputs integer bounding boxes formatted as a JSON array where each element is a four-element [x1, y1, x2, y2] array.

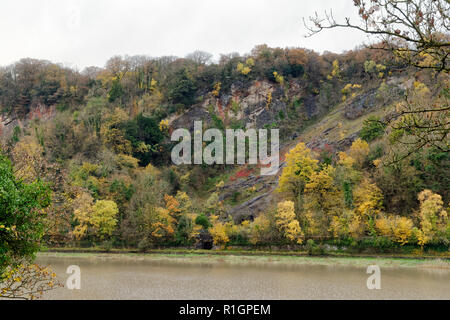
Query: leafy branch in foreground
[[0, 263, 62, 300], [0, 151, 61, 299], [384, 80, 449, 164], [304, 0, 450, 73]]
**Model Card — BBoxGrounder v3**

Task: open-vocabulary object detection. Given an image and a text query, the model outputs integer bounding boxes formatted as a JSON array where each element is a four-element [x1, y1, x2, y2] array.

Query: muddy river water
[[36, 254, 450, 300]]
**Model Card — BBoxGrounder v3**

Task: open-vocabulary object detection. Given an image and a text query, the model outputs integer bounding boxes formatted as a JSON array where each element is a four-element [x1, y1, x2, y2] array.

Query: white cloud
[[0, 0, 368, 69]]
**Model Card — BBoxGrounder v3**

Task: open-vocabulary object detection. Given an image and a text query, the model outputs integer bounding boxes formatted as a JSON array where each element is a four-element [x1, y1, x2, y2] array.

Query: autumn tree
[[90, 200, 119, 240], [100, 107, 132, 155], [72, 191, 95, 240], [10, 136, 45, 182], [209, 216, 230, 248], [348, 138, 370, 168], [352, 178, 384, 236], [304, 164, 343, 235], [329, 209, 356, 240], [72, 194, 118, 241], [249, 214, 272, 245], [121, 164, 171, 246], [172, 191, 197, 244], [416, 189, 449, 246], [277, 142, 319, 211], [139, 206, 175, 248], [286, 48, 308, 77], [275, 201, 303, 244], [375, 215, 414, 245], [163, 194, 181, 218]]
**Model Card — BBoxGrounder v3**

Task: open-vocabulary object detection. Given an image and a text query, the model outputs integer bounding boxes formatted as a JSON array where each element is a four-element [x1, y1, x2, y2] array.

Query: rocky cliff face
[[0, 104, 56, 140], [214, 76, 409, 221], [166, 78, 320, 221], [170, 79, 318, 131]]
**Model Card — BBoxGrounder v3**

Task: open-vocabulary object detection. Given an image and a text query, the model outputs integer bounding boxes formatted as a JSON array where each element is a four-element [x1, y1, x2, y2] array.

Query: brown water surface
[[36, 254, 450, 300]]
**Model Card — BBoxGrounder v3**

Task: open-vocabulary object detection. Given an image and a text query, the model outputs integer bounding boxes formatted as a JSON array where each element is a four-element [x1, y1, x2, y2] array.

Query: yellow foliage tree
[[143, 206, 175, 242], [329, 209, 355, 239], [327, 59, 341, 80], [273, 71, 284, 85], [163, 194, 181, 218], [90, 200, 119, 240], [11, 135, 45, 182], [72, 195, 118, 240], [116, 154, 140, 169], [375, 215, 414, 245], [304, 165, 343, 235], [352, 178, 384, 236], [275, 201, 303, 244], [209, 216, 229, 247], [338, 151, 355, 168], [175, 191, 192, 215], [245, 58, 255, 67], [278, 142, 318, 198], [100, 108, 132, 155], [237, 58, 254, 75], [265, 91, 272, 109], [211, 82, 221, 97], [249, 214, 271, 245], [416, 190, 448, 246], [353, 179, 383, 216], [159, 119, 169, 132], [348, 138, 370, 167], [72, 192, 94, 240]]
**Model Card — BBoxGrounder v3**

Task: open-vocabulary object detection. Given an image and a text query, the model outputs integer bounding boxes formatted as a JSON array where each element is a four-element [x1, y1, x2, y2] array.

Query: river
[[36, 253, 450, 300]]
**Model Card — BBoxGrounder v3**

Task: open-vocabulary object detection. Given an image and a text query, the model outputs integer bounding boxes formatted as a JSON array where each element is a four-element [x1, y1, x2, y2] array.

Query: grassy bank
[[42, 246, 450, 260], [37, 249, 450, 270]]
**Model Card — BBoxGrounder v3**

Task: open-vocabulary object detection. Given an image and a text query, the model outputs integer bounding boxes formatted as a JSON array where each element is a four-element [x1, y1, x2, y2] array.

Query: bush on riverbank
[[45, 235, 448, 258]]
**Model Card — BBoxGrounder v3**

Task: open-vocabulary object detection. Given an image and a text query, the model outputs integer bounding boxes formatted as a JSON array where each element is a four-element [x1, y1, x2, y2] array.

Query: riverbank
[[37, 250, 450, 270], [42, 246, 450, 260]]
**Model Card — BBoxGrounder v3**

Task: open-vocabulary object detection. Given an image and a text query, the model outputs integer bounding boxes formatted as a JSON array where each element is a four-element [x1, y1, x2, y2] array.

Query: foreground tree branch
[[304, 0, 450, 72], [0, 263, 62, 300]]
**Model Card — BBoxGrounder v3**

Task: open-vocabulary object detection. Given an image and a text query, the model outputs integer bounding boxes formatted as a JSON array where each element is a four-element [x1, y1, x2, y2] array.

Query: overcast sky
[[0, 0, 369, 69]]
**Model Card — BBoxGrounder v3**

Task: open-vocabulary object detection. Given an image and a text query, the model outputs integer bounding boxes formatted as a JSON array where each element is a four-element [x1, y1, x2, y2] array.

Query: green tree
[[0, 152, 58, 299], [0, 153, 51, 273], [108, 78, 124, 102], [124, 114, 164, 166], [359, 116, 386, 142], [168, 68, 197, 107], [195, 214, 211, 230]]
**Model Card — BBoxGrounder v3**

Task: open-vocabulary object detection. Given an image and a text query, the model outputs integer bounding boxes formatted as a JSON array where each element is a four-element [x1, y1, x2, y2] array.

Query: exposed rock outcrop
[[0, 104, 56, 140]]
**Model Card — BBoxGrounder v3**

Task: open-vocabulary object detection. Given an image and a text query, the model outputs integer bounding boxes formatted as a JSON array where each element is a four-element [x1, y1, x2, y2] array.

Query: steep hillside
[[0, 46, 448, 250], [216, 75, 410, 222]]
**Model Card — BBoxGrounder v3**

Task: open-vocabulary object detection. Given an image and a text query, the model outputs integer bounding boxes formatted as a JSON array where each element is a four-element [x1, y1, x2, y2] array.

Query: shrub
[[305, 239, 325, 255], [359, 116, 386, 142], [195, 214, 211, 230]]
